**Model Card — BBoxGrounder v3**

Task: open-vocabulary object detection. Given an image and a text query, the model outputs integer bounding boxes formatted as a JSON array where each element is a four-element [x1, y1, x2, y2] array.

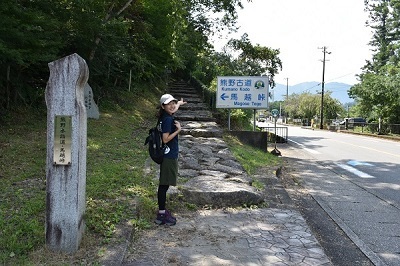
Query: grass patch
[[223, 133, 282, 193], [0, 84, 164, 264], [223, 134, 281, 176], [0, 83, 282, 264]]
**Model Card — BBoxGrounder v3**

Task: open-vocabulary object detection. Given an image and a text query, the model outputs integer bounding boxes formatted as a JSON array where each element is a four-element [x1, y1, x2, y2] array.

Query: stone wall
[[229, 131, 269, 152]]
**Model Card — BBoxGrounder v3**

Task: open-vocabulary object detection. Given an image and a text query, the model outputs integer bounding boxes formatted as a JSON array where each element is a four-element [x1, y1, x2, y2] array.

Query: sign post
[[216, 76, 269, 109], [216, 76, 269, 131], [270, 108, 281, 156], [45, 53, 88, 253]]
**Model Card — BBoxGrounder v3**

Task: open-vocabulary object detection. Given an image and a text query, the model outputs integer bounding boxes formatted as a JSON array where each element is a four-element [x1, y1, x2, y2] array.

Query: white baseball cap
[[160, 94, 178, 105]]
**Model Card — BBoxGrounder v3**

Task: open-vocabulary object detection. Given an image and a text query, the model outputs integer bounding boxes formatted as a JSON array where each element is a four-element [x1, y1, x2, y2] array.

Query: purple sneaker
[[155, 210, 176, 226], [165, 210, 176, 222]]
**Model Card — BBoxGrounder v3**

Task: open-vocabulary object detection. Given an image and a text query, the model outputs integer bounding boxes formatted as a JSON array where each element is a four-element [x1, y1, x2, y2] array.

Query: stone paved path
[[122, 208, 331, 266], [99, 81, 332, 266]]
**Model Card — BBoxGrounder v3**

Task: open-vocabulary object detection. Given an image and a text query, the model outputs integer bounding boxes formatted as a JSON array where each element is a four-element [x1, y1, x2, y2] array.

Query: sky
[[214, 0, 373, 86]]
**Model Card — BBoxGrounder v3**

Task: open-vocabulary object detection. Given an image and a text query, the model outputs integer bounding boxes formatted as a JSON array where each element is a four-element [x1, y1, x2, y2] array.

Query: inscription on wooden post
[[53, 115, 72, 165], [45, 53, 88, 253]]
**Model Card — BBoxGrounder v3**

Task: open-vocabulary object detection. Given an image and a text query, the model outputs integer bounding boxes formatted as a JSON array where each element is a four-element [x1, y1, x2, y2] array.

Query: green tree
[[323, 92, 344, 120], [191, 33, 282, 130], [351, 65, 400, 122], [0, 0, 251, 111], [0, 0, 64, 109], [350, 0, 400, 123], [225, 34, 282, 87], [285, 92, 343, 123], [364, 0, 392, 71], [193, 33, 282, 89]]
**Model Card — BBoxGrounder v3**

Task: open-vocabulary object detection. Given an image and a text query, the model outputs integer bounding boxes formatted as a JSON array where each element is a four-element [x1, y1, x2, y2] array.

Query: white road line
[[336, 163, 375, 178], [289, 139, 321, 154], [304, 148, 320, 154]]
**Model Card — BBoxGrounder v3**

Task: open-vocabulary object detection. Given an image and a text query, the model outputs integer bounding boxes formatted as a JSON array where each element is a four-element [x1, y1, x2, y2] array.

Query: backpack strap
[[157, 117, 164, 145]]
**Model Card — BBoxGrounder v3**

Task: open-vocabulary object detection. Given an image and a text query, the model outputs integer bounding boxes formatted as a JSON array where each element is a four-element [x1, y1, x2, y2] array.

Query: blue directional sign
[[216, 76, 269, 109], [271, 109, 279, 117]]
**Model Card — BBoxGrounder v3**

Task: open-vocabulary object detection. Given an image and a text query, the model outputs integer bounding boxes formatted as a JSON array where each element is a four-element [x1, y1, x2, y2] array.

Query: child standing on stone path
[[155, 94, 186, 226]]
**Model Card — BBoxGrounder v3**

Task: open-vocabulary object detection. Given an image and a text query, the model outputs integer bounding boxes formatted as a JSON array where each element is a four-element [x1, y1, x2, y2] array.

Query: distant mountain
[[271, 81, 354, 104]]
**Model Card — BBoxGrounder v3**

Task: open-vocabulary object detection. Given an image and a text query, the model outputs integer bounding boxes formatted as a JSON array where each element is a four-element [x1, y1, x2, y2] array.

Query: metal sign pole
[[271, 109, 281, 156], [228, 109, 231, 131], [274, 116, 277, 146], [253, 109, 256, 131]]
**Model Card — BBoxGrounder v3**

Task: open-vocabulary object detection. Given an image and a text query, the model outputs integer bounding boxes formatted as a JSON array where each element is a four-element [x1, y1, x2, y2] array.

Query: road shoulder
[[278, 146, 374, 266]]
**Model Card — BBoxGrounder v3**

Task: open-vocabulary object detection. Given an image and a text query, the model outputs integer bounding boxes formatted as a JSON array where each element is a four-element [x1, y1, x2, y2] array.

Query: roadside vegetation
[[0, 84, 159, 264], [224, 134, 281, 176], [0, 81, 283, 265]]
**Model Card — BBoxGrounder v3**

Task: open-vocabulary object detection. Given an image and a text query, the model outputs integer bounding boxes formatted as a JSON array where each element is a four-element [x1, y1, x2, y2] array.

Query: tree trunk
[[6, 65, 10, 109], [89, 0, 135, 61]]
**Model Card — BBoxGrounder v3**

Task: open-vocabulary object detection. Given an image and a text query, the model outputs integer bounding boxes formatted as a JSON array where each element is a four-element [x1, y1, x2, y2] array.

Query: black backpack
[[144, 119, 166, 164]]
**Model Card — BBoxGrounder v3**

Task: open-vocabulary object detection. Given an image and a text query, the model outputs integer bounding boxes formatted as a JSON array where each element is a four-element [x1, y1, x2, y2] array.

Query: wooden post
[[45, 53, 89, 253]]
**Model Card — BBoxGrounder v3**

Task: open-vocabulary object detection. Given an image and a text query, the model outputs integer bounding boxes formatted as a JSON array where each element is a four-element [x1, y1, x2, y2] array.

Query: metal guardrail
[[258, 126, 288, 143]]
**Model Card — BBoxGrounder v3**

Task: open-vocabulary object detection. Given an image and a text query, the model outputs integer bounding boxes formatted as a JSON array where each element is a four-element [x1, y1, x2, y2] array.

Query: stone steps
[[168, 81, 221, 136], [170, 91, 199, 97], [179, 103, 210, 111], [164, 81, 262, 207]]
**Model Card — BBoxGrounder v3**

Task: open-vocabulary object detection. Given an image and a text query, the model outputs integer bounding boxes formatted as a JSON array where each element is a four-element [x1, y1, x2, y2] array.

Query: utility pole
[[284, 78, 289, 124], [285, 78, 289, 101], [319, 46, 330, 129]]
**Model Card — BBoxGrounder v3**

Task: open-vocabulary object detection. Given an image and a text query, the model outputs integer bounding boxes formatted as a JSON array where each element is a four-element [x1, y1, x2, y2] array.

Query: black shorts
[[160, 158, 178, 186]]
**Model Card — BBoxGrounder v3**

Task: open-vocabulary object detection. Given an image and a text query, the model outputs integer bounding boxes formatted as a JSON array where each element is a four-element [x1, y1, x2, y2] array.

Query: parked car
[[349, 117, 366, 124], [344, 117, 366, 128]]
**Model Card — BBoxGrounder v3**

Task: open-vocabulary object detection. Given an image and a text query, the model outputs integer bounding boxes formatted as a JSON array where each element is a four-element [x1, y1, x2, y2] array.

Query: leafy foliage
[[0, 0, 253, 112], [0, 83, 162, 264], [350, 64, 400, 122], [225, 33, 282, 87], [0, 0, 284, 131], [285, 92, 343, 122], [350, 0, 400, 123], [190, 32, 282, 128]]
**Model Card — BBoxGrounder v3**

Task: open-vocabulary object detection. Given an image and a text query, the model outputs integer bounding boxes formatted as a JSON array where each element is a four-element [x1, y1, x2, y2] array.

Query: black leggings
[[157, 185, 169, 210]]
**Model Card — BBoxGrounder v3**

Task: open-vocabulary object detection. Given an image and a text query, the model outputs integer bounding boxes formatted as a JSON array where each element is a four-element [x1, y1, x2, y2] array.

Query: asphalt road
[[273, 125, 400, 266], [285, 125, 400, 208]]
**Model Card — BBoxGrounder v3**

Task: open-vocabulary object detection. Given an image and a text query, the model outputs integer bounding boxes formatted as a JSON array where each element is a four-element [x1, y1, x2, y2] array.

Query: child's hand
[[174, 121, 181, 131], [177, 98, 187, 106]]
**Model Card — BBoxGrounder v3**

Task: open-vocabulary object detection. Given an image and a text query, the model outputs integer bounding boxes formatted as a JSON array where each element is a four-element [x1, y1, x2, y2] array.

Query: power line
[[325, 72, 356, 83]]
